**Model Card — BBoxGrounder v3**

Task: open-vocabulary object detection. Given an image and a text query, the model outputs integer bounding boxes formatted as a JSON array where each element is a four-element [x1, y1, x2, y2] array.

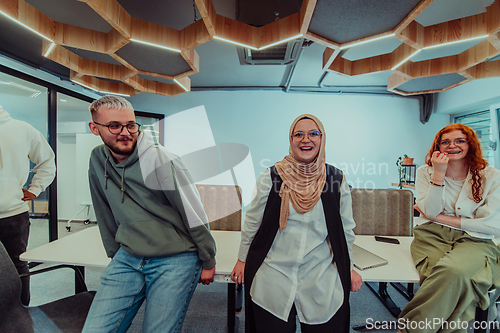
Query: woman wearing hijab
[[397, 124, 500, 333], [231, 114, 362, 333]]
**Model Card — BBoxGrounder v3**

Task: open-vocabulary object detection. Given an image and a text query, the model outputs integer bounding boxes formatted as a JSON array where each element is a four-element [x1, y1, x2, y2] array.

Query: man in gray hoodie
[[0, 106, 56, 306], [83, 96, 216, 333]]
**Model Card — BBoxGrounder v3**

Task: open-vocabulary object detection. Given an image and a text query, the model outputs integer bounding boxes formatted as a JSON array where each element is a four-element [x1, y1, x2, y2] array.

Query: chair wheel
[[66, 226, 71, 232], [84, 219, 90, 225]]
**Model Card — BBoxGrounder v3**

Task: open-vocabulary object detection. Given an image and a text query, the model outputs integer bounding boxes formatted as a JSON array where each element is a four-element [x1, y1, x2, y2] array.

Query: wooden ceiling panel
[[3, 0, 500, 97]]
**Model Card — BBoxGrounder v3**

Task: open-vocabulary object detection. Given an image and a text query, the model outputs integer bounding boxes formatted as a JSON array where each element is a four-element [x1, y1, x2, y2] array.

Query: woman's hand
[[350, 269, 363, 292], [231, 260, 245, 284], [413, 204, 429, 220], [430, 151, 448, 179]]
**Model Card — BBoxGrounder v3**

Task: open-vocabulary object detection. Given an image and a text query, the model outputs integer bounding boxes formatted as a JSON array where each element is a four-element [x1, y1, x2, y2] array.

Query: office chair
[[0, 241, 95, 333], [350, 188, 414, 319], [196, 184, 243, 317]]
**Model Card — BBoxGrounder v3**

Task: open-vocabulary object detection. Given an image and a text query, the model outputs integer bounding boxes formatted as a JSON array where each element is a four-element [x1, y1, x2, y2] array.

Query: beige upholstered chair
[[195, 184, 242, 231], [350, 188, 414, 323], [351, 188, 414, 237], [195, 184, 243, 316]]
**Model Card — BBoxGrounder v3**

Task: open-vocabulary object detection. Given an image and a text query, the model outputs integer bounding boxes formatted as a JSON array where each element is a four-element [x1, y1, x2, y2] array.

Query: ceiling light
[[130, 39, 181, 53], [59, 99, 67, 102], [71, 79, 98, 92], [71, 79, 131, 96], [213, 36, 259, 50], [173, 79, 189, 92], [391, 49, 422, 70], [99, 91, 131, 97], [340, 34, 396, 50], [0, 10, 53, 43], [259, 34, 303, 51], [43, 42, 56, 57], [422, 35, 489, 50]]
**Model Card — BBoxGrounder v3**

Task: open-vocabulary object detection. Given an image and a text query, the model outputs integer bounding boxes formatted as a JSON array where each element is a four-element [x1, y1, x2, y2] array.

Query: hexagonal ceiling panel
[[115, 42, 192, 76], [63, 47, 122, 66], [1, 0, 500, 97], [397, 73, 467, 92], [308, 0, 422, 44], [25, 0, 113, 32]]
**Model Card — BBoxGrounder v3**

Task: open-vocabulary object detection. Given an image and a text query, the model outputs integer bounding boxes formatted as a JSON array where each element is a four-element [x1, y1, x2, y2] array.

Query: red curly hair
[[425, 124, 487, 203]]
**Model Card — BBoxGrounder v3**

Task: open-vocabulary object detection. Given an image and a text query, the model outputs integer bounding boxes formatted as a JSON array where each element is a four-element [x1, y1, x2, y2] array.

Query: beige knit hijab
[[274, 114, 326, 231]]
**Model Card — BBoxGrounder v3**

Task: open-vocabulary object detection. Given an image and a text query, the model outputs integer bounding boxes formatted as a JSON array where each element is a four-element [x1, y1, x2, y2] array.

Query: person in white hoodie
[[0, 105, 56, 306]]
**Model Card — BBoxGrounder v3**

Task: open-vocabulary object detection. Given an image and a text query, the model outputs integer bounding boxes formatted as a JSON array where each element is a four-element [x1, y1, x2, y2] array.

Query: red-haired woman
[[398, 124, 500, 333]]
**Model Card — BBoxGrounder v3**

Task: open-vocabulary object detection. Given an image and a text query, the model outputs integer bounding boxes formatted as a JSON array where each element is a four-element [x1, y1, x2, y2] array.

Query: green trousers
[[398, 222, 500, 333]]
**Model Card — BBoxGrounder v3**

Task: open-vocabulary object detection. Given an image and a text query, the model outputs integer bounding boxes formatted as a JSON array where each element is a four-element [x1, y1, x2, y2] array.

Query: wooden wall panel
[[398, 21, 425, 48], [466, 60, 500, 78], [130, 18, 180, 50], [55, 22, 107, 53], [82, 0, 131, 38], [259, 13, 301, 47], [299, 0, 316, 34], [179, 19, 211, 50], [214, 14, 260, 47], [393, 0, 433, 34], [106, 29, 129, 53], [194, 0, 216, 36], [351, 54, 392, 76]]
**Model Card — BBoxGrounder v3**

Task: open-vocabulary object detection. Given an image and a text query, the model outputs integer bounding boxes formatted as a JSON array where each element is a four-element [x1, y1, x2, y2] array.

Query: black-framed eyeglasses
[[291, 130, 322, 142], [438, 139, 469, 148], [94, 122, 141, 135]]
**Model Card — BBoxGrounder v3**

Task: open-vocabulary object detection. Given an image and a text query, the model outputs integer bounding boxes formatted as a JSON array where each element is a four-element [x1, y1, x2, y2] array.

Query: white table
[[21, 227, 240, 279], [354, 235, 418, 320], [22, 229, 419, 330], [354, 235, 418, 283], [21, 227, 241, 332]]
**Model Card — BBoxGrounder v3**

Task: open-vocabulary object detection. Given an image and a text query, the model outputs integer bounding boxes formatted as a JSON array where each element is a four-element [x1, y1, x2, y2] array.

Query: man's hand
[[351, 269, 363, 292], [199, 267, 215, 285], [22, 189, 36, 201]]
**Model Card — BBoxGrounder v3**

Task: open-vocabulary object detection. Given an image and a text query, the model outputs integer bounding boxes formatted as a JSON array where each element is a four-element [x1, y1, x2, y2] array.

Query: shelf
[[391, 183, 415, 189]]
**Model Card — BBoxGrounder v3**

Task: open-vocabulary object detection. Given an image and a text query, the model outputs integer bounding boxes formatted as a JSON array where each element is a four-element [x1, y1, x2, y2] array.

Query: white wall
[[435, 77, 500, 114], [129, 90, 450, 193]]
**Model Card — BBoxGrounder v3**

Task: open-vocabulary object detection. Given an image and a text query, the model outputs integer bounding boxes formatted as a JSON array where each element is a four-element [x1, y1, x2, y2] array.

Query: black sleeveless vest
[[244, 164, 351, 332]]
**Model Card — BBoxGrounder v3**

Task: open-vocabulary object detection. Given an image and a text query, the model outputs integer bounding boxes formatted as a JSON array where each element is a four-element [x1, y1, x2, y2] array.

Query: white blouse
[[414, 165, 500, 242], [238, 168, 356, 324]]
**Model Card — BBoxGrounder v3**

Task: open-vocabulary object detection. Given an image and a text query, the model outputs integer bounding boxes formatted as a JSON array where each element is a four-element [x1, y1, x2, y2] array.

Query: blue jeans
[[83, 249, 202, 333]]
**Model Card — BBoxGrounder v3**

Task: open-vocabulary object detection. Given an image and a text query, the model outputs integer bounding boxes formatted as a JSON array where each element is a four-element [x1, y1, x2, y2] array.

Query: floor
[[26, 219, 245, 332], [24, 219, 499, 333]]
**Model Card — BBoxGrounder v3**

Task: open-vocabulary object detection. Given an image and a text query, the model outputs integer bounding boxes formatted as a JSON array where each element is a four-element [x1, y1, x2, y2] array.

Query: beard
[[104, 136, 137, 156]]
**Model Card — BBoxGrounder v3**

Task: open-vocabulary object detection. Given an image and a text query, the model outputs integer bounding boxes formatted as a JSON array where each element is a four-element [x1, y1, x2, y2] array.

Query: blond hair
[[89, 95, 133, 119]]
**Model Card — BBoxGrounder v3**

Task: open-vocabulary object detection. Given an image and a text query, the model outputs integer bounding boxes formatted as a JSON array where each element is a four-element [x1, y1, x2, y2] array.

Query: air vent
[[237, 38, 304, 65]]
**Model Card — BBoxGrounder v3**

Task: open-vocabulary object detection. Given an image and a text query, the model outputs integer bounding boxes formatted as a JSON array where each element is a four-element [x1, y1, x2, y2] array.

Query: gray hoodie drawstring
[[104, 157, 109, 189], [121, 167, 125, 203], [103, 155, 126, 203]]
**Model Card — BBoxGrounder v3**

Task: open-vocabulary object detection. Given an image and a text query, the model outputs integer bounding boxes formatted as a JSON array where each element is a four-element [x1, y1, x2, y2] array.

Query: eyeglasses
[[438, 139, 469, 147], [94, 122, 141, 135], [291, 130, 322, 142]]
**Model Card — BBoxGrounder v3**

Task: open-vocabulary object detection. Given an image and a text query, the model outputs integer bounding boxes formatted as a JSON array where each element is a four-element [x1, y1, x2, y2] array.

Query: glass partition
[[454, 110, 495, 167], [0, 71, 50, 248], [57, 93, 95, 232]]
